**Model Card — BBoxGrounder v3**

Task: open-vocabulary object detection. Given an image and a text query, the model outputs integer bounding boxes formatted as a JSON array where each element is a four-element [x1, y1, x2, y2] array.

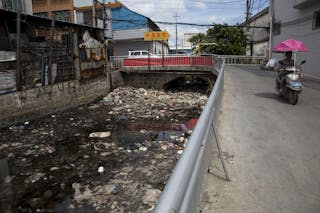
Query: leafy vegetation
[[189, 24, 246, 55]]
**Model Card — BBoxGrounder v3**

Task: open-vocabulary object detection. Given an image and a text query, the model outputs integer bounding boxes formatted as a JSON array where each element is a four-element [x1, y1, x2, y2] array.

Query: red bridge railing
[[110, 55, 215, 70]]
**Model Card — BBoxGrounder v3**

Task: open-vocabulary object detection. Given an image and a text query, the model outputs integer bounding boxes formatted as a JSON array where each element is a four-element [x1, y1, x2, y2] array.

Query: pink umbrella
[[273, 39, 308, 52]]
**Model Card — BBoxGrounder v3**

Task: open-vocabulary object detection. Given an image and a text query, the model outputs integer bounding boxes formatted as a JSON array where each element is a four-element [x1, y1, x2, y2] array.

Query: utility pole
[[245, 0, 251, 23], [268, 0, 273, 60], [173, 13, 180, 54], [245, 0, 251, 56]]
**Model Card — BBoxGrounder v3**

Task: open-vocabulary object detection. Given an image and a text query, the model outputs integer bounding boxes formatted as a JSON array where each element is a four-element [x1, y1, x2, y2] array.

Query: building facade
[[0, 0, 33, 14], [244, 7, 269, 57], [272, 0, 320, 78], [76, 2, 169, 57], [32, 0, 74, 22], [111, 5, 169, 56], [75, 3, 114, 38]]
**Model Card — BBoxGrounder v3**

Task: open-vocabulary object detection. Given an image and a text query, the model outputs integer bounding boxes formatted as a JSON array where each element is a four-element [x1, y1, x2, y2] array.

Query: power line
[[108, 18, 269, 29]]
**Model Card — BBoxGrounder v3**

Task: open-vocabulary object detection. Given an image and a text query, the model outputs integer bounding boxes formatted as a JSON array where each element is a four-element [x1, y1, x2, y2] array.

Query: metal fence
[[154, 55, 225, 213], [110, 55, 215, 70], [221, 55, 266, 65], [110, 56, 126, 70]]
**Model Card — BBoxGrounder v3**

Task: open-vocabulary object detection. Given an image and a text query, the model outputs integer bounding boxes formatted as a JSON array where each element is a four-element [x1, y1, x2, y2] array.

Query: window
[[313, 10, 320, 30], [273, 21, 281, 35], [35, 12, 49, 18], [52, 10, 70, 22]]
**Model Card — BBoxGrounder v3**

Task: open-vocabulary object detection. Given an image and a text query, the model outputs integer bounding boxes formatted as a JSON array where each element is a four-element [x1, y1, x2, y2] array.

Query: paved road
[[200, 65, 320, 213]]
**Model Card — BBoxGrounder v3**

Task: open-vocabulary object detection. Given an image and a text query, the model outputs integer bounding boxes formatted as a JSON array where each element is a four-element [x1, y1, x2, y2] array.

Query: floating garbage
[[50, 167, 59, 171], [89, 131, 111, 138], [9, 125, 25, 132], [98, 166, 104, 174], [24, 173, 45, 184]]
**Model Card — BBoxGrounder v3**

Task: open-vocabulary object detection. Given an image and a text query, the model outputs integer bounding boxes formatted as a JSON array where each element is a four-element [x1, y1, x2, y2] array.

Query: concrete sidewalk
[[200, 65, 320, 213]]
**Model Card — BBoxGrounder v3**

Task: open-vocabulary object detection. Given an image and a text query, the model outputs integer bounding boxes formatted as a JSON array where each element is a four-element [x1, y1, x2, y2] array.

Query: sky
[[74, 0, 269, 47]]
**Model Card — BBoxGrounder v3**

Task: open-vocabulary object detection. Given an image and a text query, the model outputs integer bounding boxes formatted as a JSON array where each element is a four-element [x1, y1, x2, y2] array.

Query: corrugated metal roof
[[74, 2, 161, 32], [75, 2, 125, 11]]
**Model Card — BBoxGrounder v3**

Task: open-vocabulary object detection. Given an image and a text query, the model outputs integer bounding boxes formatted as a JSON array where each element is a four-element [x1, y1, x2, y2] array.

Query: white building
[[271, 0, 320, 78], [244, 7, 269, 57]]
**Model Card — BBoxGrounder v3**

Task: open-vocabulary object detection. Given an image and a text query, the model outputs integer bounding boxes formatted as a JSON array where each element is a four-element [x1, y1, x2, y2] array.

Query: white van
[[128, 50, 159, 58]]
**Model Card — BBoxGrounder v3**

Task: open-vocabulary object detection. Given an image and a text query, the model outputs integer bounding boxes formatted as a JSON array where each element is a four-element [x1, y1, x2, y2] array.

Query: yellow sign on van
[[144, 31, 170, 41]]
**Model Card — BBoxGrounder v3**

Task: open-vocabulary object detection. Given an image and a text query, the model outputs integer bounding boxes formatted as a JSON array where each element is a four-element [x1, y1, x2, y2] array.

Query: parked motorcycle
[[275, 60, 306, 105]]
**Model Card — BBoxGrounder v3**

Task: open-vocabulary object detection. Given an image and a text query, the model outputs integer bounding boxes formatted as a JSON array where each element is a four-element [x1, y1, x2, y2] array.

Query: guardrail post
[[211, 122, 230, 181]]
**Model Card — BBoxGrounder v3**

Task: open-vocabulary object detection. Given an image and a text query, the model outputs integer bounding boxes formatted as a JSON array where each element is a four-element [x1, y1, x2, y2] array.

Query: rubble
[[24, 173, 45, 184], [0, 86, 208, 212], [142, 188, 162, 206], [101, 87, 208, 121]]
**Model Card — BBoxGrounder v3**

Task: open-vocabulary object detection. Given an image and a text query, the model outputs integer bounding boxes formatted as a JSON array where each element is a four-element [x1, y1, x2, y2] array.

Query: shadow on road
[[255, 92, 288, 104]]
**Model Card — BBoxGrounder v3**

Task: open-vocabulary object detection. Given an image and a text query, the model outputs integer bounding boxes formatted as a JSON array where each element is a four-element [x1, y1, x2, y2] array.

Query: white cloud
[[208, 15, 227, 24], [194, 2, 208, 10]]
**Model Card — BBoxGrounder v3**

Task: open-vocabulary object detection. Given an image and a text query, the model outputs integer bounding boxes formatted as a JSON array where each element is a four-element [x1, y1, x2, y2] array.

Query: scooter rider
[[276, 51, 294, 93]]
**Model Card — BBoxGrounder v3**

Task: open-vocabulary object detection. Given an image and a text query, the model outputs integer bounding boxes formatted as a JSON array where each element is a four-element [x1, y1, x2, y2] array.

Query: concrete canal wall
[[0, 77, 111, 128]]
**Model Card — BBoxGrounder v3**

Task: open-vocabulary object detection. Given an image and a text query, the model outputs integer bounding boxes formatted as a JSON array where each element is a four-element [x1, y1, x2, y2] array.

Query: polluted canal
[[0, 82, 210, 212]]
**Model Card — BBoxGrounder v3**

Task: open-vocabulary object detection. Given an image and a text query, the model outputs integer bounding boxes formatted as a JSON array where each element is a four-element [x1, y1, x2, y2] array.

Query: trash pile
[[0, 87, 208, 212], [98, 87, 208, 121]]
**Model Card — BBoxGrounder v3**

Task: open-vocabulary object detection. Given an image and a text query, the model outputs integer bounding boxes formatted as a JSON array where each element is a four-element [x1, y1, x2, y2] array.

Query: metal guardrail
[[221, 55, 266, 65], [154, 55, 225, 213]]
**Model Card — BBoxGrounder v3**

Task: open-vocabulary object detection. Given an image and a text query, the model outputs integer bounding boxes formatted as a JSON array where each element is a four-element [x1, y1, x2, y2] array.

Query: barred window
[[273, 21, 281, 35], [35, 12, 49, 18], [313, 10, 320, 30], [52, 10, 70, 22]]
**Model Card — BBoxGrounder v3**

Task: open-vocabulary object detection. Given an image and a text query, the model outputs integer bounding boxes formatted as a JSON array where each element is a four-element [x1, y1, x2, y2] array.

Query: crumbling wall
[[110, 71, 125, 88], [0, 77, 111, 128]]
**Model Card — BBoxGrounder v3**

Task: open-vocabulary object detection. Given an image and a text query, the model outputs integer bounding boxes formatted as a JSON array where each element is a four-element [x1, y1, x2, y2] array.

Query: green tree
[[189, 24, 246, 55]]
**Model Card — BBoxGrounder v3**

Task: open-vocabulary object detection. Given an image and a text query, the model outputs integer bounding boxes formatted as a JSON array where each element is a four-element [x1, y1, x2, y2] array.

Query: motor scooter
[[275, 60, 306, 105]]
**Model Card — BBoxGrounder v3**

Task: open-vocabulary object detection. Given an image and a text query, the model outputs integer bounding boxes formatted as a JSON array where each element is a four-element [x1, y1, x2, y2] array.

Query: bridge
[[110, 55, 220, 89], [110, 54, 265, 89]]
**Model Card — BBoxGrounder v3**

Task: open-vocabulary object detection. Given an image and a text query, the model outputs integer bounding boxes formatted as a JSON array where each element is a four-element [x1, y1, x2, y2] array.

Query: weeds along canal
[[0, 83, 211, 212]]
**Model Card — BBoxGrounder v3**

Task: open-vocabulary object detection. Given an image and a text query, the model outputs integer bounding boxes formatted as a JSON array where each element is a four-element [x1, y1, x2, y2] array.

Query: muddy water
[[0, 86, 209, 212]]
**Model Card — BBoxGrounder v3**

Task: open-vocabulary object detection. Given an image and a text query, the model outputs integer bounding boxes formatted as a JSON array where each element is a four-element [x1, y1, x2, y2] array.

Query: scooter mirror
[[301, 60, 306, 65]]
